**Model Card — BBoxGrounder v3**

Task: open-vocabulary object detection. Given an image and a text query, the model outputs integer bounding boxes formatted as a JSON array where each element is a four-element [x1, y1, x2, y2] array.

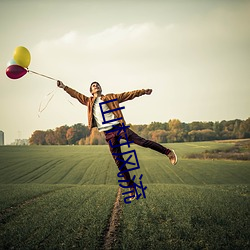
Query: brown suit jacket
[[64, 86, 146, 130]]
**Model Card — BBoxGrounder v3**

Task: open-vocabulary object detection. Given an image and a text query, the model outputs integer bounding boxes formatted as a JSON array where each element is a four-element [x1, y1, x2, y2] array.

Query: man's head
[[90, 82, 102, 95]]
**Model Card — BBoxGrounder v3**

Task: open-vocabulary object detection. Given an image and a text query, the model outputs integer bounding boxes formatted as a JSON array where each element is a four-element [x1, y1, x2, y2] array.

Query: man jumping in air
[[57, 81, 177, 201]]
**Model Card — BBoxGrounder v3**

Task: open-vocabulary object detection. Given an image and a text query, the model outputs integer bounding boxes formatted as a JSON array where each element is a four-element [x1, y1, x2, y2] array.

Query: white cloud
[[31, 23, 163, 82], [59, 31, 78, 44], [32, 23, 159, 62], [86, 23, 153, 50]]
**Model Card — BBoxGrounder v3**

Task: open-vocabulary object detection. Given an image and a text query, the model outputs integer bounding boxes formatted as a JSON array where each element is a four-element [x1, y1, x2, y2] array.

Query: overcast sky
[[0, 0, 249, 144]]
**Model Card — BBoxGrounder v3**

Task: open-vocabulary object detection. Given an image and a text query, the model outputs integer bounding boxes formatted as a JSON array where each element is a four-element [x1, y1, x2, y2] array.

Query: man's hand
[[57, 80, 65, 89], [145, 89, 152, 95]]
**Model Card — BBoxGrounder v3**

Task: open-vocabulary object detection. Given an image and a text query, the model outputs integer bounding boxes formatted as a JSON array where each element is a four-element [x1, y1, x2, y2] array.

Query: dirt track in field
[[0, 186, 74, 225], [103, 187, 122, 250]]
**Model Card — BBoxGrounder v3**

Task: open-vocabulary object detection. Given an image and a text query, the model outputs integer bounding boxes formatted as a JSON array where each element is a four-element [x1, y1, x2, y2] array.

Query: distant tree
[[29, 118, 250, 145], [87, 128, 106, 145], [181, 122, 189, 142], [213, 121, 221, 139], [150, 130, 168, 143], [129, 124, 147, 133], [239, 118, 250, 138], [189, 121, 204, 131], [140, 127, 151, 140], [29, 130, 46, 145], [219, 120, 227, 135], [220, 130, 234, 140], [203, 129, 216, 140], [73, 123, 90, 143], [168, 119, 182, 131], [66, 123, 90, 145], [206, 122, 214, 130], [167, 119, 184, 142], [147, 121, 167, 131], [55, 125, 69, 145], [66, 127, 75, 145], [232, 119, 242, 138], [188, 129, 216, 141], [218, 120, 239, 140], [45, 129, 57, 145], [129, 124, 150, 139]]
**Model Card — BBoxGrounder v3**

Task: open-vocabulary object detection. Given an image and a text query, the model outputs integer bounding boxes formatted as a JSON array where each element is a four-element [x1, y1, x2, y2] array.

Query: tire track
[[103, 187, 122, 250], [0, 185, 75, 225], [79, 158, 109, 185], [37, 189, 100, 248], [180, 167, 207, 185], [54, 159, 83, 184], [11, 159, 62, 183], [166, 165, 186, 184], [27, 159, 64, 183]]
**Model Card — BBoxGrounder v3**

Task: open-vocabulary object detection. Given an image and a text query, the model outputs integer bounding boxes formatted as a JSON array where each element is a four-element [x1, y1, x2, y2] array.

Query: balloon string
[[28, 69, 58, 81], [38, 88, 58, 118], [67, 99, 75, 106]]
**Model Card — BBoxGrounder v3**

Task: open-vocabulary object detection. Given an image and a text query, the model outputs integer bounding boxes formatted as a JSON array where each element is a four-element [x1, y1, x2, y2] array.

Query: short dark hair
[[89, 81, 101, 93]]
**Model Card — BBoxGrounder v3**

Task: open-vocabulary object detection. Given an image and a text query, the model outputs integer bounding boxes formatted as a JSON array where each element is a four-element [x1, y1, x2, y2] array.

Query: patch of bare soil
[[103, 187, 122, 250]]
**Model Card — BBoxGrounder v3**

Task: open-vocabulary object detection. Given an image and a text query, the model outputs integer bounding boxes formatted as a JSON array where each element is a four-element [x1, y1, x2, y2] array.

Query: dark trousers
[[104, 125, 170, 186]]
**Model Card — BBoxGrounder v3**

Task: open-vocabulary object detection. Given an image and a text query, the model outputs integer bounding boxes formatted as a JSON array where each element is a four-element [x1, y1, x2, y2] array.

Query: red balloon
[[6, 65, 27, 79]]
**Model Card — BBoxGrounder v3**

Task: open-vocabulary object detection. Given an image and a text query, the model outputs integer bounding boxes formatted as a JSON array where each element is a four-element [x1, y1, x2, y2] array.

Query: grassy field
[[0, 141, 249, 249]]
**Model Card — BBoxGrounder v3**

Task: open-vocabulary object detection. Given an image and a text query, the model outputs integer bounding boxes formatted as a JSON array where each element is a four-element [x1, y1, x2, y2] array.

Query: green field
[[0, 141, 249, 249]]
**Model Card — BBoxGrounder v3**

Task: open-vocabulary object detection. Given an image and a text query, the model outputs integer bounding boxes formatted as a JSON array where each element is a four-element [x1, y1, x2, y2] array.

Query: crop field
[[0, 141, 249, 249]]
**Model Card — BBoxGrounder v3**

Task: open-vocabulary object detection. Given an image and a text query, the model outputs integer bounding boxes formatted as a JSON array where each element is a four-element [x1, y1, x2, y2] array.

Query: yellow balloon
[[13, 46, 31, 68]]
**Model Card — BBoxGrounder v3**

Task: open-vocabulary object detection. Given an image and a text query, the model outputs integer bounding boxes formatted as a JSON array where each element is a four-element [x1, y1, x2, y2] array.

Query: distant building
[[0, 131, 4, 145]]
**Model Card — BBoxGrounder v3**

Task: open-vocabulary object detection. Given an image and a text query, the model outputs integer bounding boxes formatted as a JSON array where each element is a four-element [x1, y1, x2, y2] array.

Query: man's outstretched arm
[[57, 80, 89, 106], [116, 88, 153, 103], [145, 89, 153, 95], [57, 80, 66, 89]]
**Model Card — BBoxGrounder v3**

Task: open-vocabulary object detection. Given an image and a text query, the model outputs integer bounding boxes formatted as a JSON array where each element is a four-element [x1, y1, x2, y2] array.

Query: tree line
[[29, 118, 250, 145]]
